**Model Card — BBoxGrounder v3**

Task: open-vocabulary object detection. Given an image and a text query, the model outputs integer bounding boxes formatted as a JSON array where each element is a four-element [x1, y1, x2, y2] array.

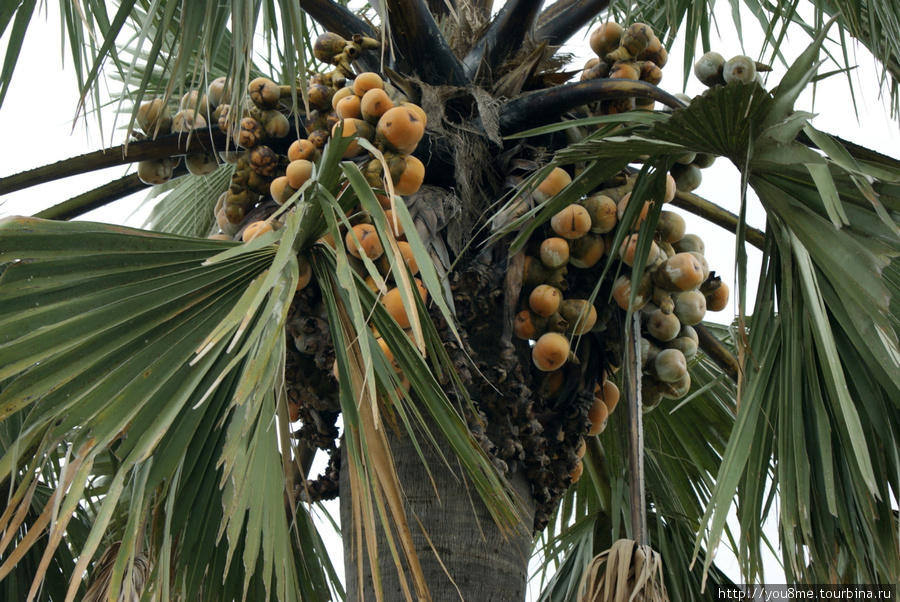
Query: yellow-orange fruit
[[654, 252, 705, 291], [353, 72, 384, 97], [707, 282, 730, 312], [532, 332, 570, 371], [381, 282, 427, 328], [286, 159, 314, 190], [558, 299, 597, 335], [590, 22, 624, 58], [319, 232, 337, 249], [619, 233, 659, 267], [297, 255, 313, 291], [689, 251, 710, 281], [376, 337, 402, 373], [616, 192, 651, 228], [394, 155, 425, 196], [534, 167, 572, 203], [599, 380, 619, 414], [376, 107, 426, 154], [288, 139, 317, 162], [248, 77, 280, 109], [375, 193, 394, 209], [551, 204, 591, 240], [587, 397, 610, 436], [270, 176, 296, 205], [383, 210, 405, 239], [335, 94, 362, 119], [664, 173, 677, 202], [242, 220, 273, 242], [401, 102, 428, 128], [570, 460, 584, 483], [396, 241, 419, 275], [609, 61, 640, 80], [568, 233, 605, 268], [540, 237, 570, 269], [346, 223, 384, 260], [580, 194, 618, 233], [361, 88, 395, 124], [612, 273, 651, 311], [331, 86, 354, 110], [332, 118, 374, 158], [513, 310, 547, 340], [529, 284, 562, 317]]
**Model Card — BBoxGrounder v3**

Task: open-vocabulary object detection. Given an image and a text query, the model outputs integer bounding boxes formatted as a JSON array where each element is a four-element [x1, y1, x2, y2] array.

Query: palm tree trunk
[[339, 414, 536, 601]]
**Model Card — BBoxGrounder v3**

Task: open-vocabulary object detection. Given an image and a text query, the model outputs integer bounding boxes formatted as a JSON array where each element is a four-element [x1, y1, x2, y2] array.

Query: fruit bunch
[[581, 21, 668, 113]]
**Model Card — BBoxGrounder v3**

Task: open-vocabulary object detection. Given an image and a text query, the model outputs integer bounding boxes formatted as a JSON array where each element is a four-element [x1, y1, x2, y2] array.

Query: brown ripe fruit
[[136, 98, 172, 135], [248, 77, 281, 109], [608, 61, 641, 80], [260, 109, 290, 138], [514, 309, 548, 340], [673, 290, 707, 325], [529, 285, 563, 317], [307, 84, 335, 111], [288, 139, 317, 162], [376, 107, 426, 154], [551, 204, 591, 240], [137, 157, 174, 185], [532, 332, 570, 372], [335, 94, 362, 119], [558, 299, 597, 335], [185, 151, 218, 176], [661, 372, 691, 399], [361, 88, 395, 124], [656, 211, 686, 243], [567, 233, 605, 268], [587, 397, 610, 436], [238, 116, 264, 148], [172, 109, 207, 133], [346, 223, 384, 260], [640, 337, 661, 365], [248, 145, 278, 176], [707, 282, 730, 312], [654, 252, 705, 291], [353, 72, 385, 97], [590, 22, 624, 58], [242, 220, 274, 242], [534, 167, 572, 203], [286, 159, 314, 190], [580, 194, 618, 233], [540, 237, 570, 269], [652, 348, 687, 383], [394, 155, 425, 196]]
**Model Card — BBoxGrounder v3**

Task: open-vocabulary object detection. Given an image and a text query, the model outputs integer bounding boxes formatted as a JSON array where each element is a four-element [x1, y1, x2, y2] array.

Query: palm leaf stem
[[672, 190, 765, 250], [694, 324, 740, 384], [534, 0, 609, 47], [499, 79, 686, 136], [462, 0, 545, 81], [34, 170, 185, 221], [0, 128, 227, 197], [624, 312, 649, 545], [383, 0, 468, 86]]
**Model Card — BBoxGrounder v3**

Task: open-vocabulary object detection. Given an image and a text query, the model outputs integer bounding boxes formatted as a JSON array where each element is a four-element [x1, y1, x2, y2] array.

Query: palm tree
[[1, 0, 899, 600]]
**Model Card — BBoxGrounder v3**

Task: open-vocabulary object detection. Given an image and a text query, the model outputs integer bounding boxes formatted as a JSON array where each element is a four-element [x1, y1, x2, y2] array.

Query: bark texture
[[340, 415, 536, 602]]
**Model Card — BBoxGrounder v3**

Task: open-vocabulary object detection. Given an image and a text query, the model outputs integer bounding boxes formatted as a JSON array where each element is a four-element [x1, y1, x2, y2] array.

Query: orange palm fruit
[[361, 88, 395, 124], [376, 107, 426, 154], [376, 337, 402, 373], [242, 220, 273, 242], [570, 460, 584, 483], [653, 252, 705, 291], [288, 139, 317, 162], [529, 284, 562, 317], [286, 159, 314, 190], [383, 209, 405, 238], [539, 368, 565, 399], [394, 155, 425, 196], [619, 233, 659, 267], [297, 255, 313, 291], [401, 102, 428, 128], [345, 223, 384, 260], [396, 241, 419, 275], [587, 397, 609, 436], [579, 194, 618, 233], [534, 167, 572, 203], [616, 192, 651, 228], [335, 94, 362, 119], [332, 118, 374, 158], [608, 61, 640, 80], [568, 233, 605, 268], [656, 210, 686, 243], [375, 193, 394, 209], [540, 237, 570, 269], [532, 332, 570, 371], [550, 204, 591, 240], [270, 176, 296, 205], [381, 281, 427, 328], [590, 22, 624, 58], [612, 273, 652, 311], [513, 309, 547, 340], [707, 282, 730, 312], [599, 380, 620, 414], [331, 86, 354, 110], [353, 72, 384, 97]]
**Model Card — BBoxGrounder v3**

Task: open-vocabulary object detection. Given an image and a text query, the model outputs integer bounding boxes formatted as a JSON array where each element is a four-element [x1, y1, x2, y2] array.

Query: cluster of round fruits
[[512, 162, 731, 465], [580, 21, 668, 113]]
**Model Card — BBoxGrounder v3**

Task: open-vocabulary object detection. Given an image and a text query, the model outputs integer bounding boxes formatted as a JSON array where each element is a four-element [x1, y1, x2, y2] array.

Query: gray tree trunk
[[339, 417, 536, 602]]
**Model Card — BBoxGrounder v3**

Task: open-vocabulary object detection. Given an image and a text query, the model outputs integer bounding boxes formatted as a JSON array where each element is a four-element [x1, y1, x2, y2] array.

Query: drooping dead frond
[[83, 542, 150, 602], [579, 539, 668, 602]]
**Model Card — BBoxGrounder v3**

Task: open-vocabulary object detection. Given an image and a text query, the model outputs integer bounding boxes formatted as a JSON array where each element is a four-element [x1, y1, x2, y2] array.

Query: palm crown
[[1, 0, 899, 600]]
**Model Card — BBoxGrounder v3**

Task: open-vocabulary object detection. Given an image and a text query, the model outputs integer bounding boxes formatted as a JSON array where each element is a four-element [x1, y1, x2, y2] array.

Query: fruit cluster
[[581, 21, 668, 113]]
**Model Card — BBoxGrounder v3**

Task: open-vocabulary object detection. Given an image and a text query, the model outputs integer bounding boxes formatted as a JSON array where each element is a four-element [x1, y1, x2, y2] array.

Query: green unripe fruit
[[694, 51, 726, 87], [723, 55, 756, 84]]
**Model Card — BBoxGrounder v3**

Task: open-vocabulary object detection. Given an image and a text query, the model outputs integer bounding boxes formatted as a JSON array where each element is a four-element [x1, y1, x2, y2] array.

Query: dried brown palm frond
[[83, 542, 151, 602], [579, 539, 668, 602]]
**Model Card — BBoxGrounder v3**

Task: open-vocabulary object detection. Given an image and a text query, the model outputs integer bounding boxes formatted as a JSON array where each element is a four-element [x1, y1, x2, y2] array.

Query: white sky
[[2, 2, 899, 596]]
